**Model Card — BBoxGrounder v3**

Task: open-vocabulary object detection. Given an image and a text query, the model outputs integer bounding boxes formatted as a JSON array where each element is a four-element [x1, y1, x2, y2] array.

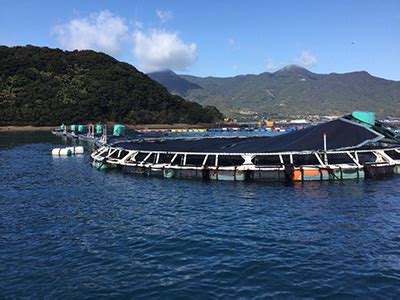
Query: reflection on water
[[1, 132, 400, 298]]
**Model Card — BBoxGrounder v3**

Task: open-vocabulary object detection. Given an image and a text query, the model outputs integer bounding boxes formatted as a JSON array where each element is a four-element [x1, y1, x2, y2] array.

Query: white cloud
[[53, 10, 129, 56], [297, 50, 317, 68], [52, 10, 197, 72], [156, 10, 173, 23], [133, 29, 197, 72]]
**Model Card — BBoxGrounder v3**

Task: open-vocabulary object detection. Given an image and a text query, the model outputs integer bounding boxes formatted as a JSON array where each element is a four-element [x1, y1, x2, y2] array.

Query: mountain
[[149, 65, 400, 117], [0, 45, 223, 126], [147, 69, 202, 96]]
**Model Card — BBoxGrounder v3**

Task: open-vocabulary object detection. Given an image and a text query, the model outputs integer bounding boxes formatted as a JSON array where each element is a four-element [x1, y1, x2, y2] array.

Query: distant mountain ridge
[[148, 69, 202, 96], [148, 66, 400, 117]]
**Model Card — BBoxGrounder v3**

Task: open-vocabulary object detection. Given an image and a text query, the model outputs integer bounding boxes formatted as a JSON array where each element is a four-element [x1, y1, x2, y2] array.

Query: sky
[[1, 0, 399, 80]]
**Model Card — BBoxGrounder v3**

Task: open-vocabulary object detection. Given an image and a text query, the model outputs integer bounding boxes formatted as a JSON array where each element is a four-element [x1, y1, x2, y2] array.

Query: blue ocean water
[[1, 132, 400, 298]]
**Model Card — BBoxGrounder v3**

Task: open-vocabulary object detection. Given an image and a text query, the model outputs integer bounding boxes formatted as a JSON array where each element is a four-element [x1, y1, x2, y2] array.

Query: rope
[[324, 166, 340, 180]]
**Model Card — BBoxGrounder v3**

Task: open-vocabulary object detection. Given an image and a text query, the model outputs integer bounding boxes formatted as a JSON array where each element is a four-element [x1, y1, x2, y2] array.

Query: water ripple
[[1, 133, 400, 298]]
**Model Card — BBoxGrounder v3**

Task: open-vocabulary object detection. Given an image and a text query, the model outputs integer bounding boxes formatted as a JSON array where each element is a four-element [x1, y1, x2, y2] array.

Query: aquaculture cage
[[90, 113, 400, 182]]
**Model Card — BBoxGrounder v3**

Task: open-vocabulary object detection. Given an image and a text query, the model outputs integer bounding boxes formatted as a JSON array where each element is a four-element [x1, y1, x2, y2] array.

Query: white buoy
[[52, 148, 72, 156], [51, 148, 60, 156], [52, 146, 83, 156], [65, 146, 84, 154]]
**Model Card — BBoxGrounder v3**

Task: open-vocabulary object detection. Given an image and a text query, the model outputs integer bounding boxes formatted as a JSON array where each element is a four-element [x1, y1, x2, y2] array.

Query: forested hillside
[[0, 45, 223, 125]]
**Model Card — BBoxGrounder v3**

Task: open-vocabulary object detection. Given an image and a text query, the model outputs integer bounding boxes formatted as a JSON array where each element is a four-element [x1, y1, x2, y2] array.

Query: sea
[[1, 131, 400, 298]]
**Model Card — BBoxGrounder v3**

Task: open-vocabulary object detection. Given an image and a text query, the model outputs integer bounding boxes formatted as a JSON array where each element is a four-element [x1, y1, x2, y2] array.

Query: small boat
[[90, 111, 400, 182]]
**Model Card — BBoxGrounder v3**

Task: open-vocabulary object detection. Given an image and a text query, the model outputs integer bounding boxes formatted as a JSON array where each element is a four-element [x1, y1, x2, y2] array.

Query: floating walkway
[[90, 112, 400, 182], [52, 124, 126, 146]]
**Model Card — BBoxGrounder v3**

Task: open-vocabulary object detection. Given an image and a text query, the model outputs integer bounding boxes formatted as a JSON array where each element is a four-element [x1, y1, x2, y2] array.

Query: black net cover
[[114, 119, 384, 154]]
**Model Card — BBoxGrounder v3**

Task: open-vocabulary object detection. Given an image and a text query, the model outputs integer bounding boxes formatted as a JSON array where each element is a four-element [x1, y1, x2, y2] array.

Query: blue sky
[[1, 0, 399, 79]]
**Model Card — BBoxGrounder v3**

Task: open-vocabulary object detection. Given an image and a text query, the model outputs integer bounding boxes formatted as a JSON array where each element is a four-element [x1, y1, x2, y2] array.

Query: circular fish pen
[[91, 112, 400, 182]]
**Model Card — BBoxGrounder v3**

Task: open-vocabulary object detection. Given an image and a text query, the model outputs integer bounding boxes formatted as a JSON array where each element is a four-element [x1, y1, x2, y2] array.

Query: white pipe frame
[[91, 145, 400, 173]]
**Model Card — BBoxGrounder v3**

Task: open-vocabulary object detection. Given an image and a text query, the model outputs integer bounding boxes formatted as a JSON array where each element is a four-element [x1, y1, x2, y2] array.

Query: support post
[[323, 133, 328, 164]]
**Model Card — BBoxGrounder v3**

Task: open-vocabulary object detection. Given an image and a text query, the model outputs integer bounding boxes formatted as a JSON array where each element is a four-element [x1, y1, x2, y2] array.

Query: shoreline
[[0, 126, 55, 132], [0, 123, 221, 132]]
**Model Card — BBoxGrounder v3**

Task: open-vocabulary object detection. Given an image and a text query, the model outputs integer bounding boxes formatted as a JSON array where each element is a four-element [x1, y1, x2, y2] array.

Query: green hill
[[149, 65, 400, 117], [0, 45, 223, 126]]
